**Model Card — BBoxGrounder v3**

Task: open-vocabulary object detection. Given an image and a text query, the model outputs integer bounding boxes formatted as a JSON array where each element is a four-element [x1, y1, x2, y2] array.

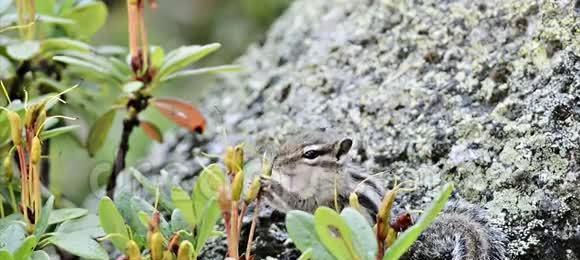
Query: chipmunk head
[[271, 132, 353, 197]]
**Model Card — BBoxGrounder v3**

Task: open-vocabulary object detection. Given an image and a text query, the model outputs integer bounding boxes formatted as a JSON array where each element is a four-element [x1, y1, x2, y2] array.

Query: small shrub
[[286, 183, 454, 260]]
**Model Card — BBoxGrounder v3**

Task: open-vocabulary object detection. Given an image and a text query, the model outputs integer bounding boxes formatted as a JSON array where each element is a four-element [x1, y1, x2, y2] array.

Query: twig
[[106, 116, 138, 199], [238, 203, 247, 241], [245, 199, 260, 260], [229, 201, 239, 259], [106, 92, 150, 199], [223, 209, 233, 259], [376, 218, 385, 260], [8, 183, 17, 212]]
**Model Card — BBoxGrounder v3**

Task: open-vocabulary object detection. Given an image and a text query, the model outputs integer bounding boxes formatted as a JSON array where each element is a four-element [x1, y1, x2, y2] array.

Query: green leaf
[[297, 248, 313, 260], [130, 196, 172, 239], [285, 211, 334, 260], [53, 55, 108, 74], [137, 211, 149, 228], [41, 38, 93, 54], [13, 235, 36, 260], [0, 213, 21, 224], [48, 232, 108, 260], [108, 56, 131, 76], [171, 187, 195, 226], [192, 164, 225, 221], [128, 168, 173, 210], [35, 0, 55, 15], [0, 116, 9, 146], [30, 251, 50, 260], [122, 81, 144, 93], [32, 77, 69, 93], [114, 192, 146, 247], [0, 0, 12, 14], [97, 45, 127, 56], [186, 166, 225, 252], [161, 65, 241, 82], [384, 183, 454, 260], [0, 55, 14, 79], [150, 45, 165, 69], [0, 250, 13, 260], [86, 109, 116, 157], [37, 15, 74, 25], [0, 12, 71, 28], [6, 41, 40, 60], [48, 208, 88, 225], [341, 208, 377, 260], [170, 209, 189, 233], [157, 43, 221, 81], [128, 168, 157, 196], [58, 0, 74, 14], [62, 2, 107, 39], [40, 125, 79, 140], [34, 196, 55, 237], [194, 199, 221, 253], [52, 56, 108, 79], [314, 207, 360, 260], [98, 197, 129, 251], [53, 54, 126, 82], [56, 214, 104, 238], [0, 222, 26, 253]]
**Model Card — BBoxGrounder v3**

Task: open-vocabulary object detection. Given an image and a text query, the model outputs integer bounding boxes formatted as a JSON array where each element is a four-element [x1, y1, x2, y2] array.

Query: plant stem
[[108, 0, 153, 199], [16, 146, 28, 219], [127, 0, 140, 58], [245, 199, 260, 260], [106, 115, 138, 199], [107, 93, 149, 199], [376, 220, 384, 260], [8, 183, 17, 212], [229, 200, 239, 259], [137, 2, 149, 72], [0, 195, 4, 218], [238, 203, 247, 240], [224, 211, 233, 258]]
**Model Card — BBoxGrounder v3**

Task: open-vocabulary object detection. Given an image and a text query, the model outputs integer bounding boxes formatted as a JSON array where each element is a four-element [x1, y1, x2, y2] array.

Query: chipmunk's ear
[[335, 138, 353, 160]]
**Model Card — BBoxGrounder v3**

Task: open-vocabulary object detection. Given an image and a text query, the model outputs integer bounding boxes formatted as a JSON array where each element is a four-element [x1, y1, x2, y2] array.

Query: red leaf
[[151, 97, 206, 133], [140, 120, 163, 143]]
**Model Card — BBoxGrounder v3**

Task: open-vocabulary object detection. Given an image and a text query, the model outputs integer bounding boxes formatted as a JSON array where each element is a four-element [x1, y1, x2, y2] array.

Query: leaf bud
[[231, 170, 244, 202], [6, 111, 22, 146], [244, 176, 261, 203], [176, 240, 193, 260]]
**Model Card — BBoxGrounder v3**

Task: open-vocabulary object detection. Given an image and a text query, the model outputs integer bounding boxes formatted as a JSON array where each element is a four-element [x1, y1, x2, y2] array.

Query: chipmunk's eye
[[302, 150, 320, 159]]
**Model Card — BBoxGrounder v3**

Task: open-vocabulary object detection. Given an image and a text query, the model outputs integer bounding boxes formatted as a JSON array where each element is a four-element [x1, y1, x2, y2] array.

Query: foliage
[[286, 183, 455, 260], [216, 144, 267, 260], [0, 196, 107, 260], [0, 0, 237, 258], [97, 164, 227, 259]]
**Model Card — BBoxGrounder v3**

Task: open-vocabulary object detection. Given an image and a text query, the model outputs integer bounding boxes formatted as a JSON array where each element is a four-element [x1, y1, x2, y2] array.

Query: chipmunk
[[260, 131, 384, 221], [260, 130, 507, 260]]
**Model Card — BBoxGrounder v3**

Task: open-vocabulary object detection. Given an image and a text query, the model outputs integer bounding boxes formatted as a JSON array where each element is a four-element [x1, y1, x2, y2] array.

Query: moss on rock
[[139, 0, 580, 258]]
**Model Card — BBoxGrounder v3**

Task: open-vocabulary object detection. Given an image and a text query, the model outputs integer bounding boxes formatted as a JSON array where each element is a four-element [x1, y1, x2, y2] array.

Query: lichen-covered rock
[[138, 0, 580, 259]]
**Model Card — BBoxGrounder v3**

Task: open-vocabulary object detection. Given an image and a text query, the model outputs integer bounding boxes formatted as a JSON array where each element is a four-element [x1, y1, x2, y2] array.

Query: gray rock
[[138, 0, 580, 259]]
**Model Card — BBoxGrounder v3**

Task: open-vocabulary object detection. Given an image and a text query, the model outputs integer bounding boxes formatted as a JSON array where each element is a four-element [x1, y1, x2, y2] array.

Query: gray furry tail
[[403, 200, 507, 260]]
